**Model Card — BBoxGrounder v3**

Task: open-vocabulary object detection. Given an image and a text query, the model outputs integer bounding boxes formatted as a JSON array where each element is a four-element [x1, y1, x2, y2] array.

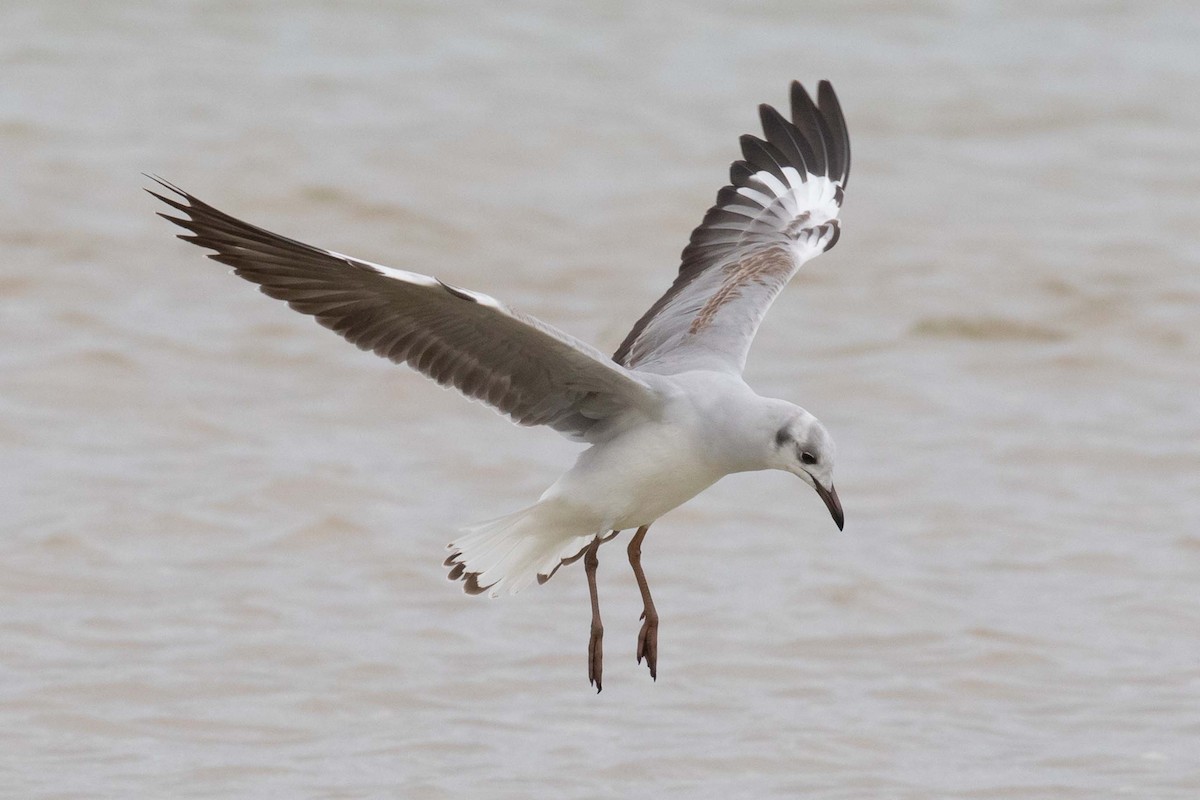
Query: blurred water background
[[2, 2, 1199, 797]]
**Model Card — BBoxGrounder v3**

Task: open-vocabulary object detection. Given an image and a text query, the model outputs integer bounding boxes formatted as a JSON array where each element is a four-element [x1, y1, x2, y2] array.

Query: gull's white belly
[[541, 418, 725, 532]]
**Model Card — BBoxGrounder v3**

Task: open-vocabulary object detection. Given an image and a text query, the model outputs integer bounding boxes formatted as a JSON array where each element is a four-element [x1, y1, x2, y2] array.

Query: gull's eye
[[800, 451, 818, 466]]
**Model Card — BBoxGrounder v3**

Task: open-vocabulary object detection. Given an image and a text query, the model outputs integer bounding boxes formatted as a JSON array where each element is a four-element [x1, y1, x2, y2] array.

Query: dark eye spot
[[800, 451, 818, 466], [775, 428, 791, 448]]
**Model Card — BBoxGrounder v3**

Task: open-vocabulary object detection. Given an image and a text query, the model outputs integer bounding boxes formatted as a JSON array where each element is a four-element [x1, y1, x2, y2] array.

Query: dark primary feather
[[817, 80, 851, 188], [758, 103, 815, 177], [148, 177, 654, 440], [788, 81, 830, 178], [739, 134, 790, 185]]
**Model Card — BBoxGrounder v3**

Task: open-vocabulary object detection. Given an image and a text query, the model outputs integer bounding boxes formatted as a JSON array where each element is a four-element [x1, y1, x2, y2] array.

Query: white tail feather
[[445, 502, 600, 597]]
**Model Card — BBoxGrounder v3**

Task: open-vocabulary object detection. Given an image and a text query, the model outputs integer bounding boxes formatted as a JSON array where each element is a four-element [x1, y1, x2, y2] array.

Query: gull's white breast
[[542, 372, 761, 532]]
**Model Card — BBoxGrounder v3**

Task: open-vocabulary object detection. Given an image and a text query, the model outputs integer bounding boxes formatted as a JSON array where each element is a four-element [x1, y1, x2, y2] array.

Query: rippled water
[[4, 2, 1199, 797]]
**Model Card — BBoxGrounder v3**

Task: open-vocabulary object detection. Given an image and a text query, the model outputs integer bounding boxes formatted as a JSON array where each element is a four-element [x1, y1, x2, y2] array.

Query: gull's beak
[[813, 482, 844, 531]]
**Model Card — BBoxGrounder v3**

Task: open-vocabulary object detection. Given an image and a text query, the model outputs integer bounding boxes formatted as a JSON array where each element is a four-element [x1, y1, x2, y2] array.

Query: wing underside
[[614, 80, 850, 375]]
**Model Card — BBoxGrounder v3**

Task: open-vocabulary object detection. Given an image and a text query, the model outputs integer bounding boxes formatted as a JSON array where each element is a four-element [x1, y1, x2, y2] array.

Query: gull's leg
[[627, 524, 658, 680], [584, 537, 604, 693]]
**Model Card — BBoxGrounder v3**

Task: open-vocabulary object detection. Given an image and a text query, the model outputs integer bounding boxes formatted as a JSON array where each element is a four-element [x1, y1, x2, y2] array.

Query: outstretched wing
[[149, 179, 657, 442], [614, 80, 850, 375]]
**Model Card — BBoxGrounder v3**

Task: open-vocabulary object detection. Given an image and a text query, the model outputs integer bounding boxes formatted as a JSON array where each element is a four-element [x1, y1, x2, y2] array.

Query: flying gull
[[150, 80, 850, 691]]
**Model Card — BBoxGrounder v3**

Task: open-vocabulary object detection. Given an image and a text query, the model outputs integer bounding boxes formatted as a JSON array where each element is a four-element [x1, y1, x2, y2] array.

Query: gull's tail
[[445, 502, 601, 597]]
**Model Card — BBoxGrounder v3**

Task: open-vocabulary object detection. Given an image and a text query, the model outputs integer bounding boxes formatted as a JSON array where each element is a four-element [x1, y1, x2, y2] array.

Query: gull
[[149, 80, 850, 691]]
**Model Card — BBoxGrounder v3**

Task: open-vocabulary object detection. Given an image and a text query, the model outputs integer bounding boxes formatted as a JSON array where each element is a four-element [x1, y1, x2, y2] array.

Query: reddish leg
[[627, 525, 658, 680], [585, 537, 604, 692]]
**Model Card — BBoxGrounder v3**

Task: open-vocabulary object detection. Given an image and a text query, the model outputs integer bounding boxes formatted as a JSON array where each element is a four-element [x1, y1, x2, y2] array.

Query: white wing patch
[[735, 168, 841, 265]]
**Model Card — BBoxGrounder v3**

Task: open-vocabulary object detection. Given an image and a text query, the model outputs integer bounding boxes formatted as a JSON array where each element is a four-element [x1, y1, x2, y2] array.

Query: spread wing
[[613, 80, 850, 375], [149, 179, 657, 442]]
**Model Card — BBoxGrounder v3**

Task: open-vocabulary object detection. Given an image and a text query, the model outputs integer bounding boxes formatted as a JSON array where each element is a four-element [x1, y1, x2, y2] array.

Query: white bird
[[150, 80, 850, 691]]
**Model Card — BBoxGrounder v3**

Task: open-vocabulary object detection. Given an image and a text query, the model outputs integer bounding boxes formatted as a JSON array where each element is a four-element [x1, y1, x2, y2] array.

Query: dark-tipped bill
[[813, 482, 844, 531]]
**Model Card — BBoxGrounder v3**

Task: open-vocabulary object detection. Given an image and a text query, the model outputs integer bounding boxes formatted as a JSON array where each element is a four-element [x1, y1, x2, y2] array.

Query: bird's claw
[[636, 614, 658, 680], [588, 623, 604, 693]]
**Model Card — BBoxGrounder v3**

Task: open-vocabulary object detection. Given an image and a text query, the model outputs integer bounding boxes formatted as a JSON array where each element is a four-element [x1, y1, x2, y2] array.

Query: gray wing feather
[[149, 179, 656, 441]]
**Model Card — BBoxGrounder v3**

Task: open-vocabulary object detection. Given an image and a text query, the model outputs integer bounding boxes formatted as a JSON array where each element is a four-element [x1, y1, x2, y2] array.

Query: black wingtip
[[815, 80, 850, 187], [154, 211, 190, 227], [143, 173, 186, 196], [144, 175, 199, 218], [790, 80, 816, 114], [738, 134, 791, 184], [148, 190, 194, 216], [757, 99, 818, 180]]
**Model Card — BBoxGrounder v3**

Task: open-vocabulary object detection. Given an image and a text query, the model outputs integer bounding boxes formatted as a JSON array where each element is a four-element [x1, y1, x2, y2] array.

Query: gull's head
[[767, 406, 843, 531]]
